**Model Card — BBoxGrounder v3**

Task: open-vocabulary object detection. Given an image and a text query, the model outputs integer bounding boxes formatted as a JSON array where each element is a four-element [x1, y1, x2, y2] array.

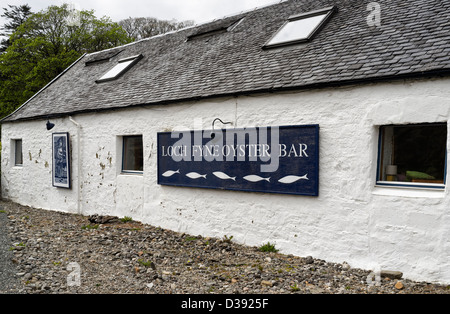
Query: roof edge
[[3, 68, 450, 124]]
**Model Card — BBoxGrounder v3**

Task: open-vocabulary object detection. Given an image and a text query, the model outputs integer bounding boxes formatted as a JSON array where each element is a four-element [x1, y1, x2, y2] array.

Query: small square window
[[96, 54, 143, 83], [14, 139, 23, 166], [264, 6, 336, 48], [377, 123, 447, 188], [122, 135, 143, 172]]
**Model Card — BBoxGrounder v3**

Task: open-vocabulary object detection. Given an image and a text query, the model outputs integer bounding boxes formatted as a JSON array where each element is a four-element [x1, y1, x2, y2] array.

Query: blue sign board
[[52, 132, 71, 189], [157, 125, 319, 196]]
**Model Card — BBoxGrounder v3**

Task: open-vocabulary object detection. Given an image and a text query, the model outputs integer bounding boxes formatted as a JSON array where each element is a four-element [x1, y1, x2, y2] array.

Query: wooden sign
[[157, 125, 319, 196]]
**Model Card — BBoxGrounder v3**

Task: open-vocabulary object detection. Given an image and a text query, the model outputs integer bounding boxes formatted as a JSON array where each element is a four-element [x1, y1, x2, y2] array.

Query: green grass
[[81, 224, 99, 230], [222, 235, 233, 243], [121, 216, 133, 222], [290, 283, 301, 292], [258, 242, 279, 253], [138, 259, 155, 268]]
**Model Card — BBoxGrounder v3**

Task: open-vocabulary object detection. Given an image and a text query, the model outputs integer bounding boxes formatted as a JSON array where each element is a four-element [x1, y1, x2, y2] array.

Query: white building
[[2, 0, 450, 284]]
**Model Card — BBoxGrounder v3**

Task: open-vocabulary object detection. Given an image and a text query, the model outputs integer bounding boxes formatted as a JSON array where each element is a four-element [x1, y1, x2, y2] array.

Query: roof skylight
[[264, 6, 336, 48], [96, 54, 143, 83], [187, 17, 244, 41], [85, 49, 123, 66]]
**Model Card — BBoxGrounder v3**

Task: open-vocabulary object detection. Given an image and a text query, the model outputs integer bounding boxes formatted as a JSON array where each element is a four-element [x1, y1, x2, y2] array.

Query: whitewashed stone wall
[[2, 77, 450, 284]]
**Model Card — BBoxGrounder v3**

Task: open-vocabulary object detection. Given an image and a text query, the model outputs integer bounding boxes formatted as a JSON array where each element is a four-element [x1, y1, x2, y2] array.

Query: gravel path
[[0, 208, 24, 293], [0, 199, 449, 295]]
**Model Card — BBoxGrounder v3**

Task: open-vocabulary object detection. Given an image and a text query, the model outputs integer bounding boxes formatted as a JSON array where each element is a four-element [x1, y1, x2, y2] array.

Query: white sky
[[1, 0, 280, 28]]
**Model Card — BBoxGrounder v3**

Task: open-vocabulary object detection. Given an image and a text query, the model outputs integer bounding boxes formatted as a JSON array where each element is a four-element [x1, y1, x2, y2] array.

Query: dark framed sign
[[52, 132, 71, 189], [157, 124, 319, 196]]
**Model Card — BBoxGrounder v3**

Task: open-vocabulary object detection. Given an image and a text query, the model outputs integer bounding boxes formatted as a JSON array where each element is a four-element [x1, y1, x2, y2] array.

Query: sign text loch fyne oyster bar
[[157, 125, 319, 196]]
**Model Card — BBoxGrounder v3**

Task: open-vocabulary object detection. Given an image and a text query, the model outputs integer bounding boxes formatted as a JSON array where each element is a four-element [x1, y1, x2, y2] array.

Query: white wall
[[2, 77, 450, 284]]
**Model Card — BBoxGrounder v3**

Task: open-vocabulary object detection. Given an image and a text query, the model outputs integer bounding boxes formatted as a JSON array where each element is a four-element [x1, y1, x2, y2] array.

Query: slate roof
[[3, 0, 450, 122]]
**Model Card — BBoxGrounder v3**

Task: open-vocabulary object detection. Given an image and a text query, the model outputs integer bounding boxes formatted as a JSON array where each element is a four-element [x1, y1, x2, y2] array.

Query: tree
[[0, 4, 33, 53], [0, 4, 133, 119], [119, 17, 194, 41]]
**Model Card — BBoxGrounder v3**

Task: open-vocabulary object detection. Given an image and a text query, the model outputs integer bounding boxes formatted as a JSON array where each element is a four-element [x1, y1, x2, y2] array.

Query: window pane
[[379, 124, 447, 184], [123, 136, 143, 172], [15, 139, 23, 166], [96, 55, 142, 83], [98, 60, 134, 81], [267, 13, 328, 46]]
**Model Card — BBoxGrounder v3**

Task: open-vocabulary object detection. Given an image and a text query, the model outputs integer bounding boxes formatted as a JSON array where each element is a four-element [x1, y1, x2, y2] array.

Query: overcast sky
[[1, 0, 280, 28]]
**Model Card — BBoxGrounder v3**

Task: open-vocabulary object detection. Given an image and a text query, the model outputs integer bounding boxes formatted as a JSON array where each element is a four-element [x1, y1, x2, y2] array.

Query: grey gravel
[[0, 208, 24, 293], [0, 199, 449, 294]]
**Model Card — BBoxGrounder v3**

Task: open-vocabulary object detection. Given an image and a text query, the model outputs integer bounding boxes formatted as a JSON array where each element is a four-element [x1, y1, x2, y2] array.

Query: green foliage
[[290, 283, 301, 292], [0, 3, 132, 119], [137, 259, 153, 267], [121, 216, 133, 222], [222, 235, 233, 243], [258, 242, 279, 253], [81, 224, 99, 230]]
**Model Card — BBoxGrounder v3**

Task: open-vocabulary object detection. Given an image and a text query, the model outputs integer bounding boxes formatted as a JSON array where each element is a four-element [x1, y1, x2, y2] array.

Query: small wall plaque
[[52, 132, 71, 189]]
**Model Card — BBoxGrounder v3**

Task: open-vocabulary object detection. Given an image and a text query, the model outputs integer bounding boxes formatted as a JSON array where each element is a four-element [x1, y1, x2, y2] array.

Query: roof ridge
[[194, 0, 286, 25], [87, 0, 286, 57]]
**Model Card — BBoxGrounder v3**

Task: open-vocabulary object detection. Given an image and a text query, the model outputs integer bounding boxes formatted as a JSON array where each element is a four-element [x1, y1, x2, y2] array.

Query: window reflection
[[267, 13, 328, 46], [123, 135, 143, 172], [378, 124, 447, 185]]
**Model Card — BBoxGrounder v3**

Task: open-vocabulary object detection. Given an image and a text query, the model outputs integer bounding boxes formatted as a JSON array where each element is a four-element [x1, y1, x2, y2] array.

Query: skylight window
[[85, 49, 123, 66], [187, 17, 244, 41], [264, 6, 336, 48], [96, 54, 143, 83]]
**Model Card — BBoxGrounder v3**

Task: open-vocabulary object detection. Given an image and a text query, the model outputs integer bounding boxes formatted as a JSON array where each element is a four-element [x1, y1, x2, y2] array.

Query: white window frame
[[376, 123, 447, 190], [263, 6, 336, 49], [13, 139, 23, 167], [96, 54, 143, 83]]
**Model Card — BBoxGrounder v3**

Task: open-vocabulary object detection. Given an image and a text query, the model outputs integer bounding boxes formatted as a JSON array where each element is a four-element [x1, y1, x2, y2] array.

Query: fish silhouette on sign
[[278, 174, 309, 184], [243, 175, 270, 183], [162, 169, 180, 177], [213, 171, 236, 181], [186, 172, 207, 179]]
